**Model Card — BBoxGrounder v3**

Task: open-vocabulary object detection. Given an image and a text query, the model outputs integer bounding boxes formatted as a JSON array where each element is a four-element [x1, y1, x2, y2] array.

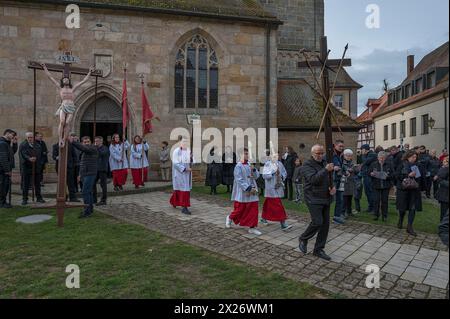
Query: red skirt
[[112, 169, 128, 186], [170, 190, 191, 208], [230, 201, 259, 228], [131, 168, 148, 186], [262, 198, 287, 222]]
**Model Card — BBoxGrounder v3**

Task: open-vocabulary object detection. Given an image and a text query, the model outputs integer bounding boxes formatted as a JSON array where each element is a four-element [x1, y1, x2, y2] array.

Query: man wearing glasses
[[298, 144, 336, 261]]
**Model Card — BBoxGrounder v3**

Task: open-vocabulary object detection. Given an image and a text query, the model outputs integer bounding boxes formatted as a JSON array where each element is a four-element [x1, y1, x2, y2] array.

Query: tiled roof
[[356, 93, 387, 124], [331, 68, 363, 89], [374, 77, 449, 118], [401, 42, 449, 85], [29, 0, 280, 22], [277, 79, 362, 130]]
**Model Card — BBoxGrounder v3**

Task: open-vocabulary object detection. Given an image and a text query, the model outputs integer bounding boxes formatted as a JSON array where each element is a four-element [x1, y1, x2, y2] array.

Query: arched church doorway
[[79, 96, 123, 143]]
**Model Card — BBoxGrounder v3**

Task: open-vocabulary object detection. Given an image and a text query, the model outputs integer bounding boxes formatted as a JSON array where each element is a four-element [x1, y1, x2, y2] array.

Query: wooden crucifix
[[28, 52, 102, 227], [298, 36, 351, 166]]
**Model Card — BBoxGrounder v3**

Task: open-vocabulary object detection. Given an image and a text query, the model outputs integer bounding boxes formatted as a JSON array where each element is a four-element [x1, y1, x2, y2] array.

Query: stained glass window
[[175, 34, 219, 109]]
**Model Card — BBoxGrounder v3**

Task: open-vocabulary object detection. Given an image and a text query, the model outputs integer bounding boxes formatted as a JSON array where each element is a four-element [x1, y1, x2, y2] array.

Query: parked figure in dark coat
[[395, 150, 423, 237], [222, 146, 236, 193], [93, 136, 110, 206], [341, 149, 359, 219], [429, 149, 442, 198], [369, 151, 394, 222], [19, 132, 45, 205], [34, 132, 48, 187], [298, 144, 336, 261], [281, 146, 297, 201], [387, 145, 403, 172], [361, 144, 377, 213], [205, 147, 222, 195], [417, 145, 431, 196], [435, 156, 449, 222], [0, 129, 18, 208]]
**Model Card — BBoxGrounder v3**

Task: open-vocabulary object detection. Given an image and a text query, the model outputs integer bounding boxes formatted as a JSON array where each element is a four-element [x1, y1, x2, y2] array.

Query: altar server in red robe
[[226, 148, 262, 236], [260, 153, 293, 231]]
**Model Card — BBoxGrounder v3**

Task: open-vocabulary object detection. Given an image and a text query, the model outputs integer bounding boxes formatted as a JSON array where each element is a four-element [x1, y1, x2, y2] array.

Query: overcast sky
[[324, 0, 449, 115]]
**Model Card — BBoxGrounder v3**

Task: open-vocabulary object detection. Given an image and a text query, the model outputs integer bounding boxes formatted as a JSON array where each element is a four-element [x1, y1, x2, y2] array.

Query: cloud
[[348, 47, 432, 115]]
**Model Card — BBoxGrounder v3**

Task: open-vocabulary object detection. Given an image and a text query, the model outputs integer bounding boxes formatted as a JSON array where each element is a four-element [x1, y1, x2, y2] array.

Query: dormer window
[[426, 71, 436, 89], [388, 92, 394, 105], [404, 83, 412, 98], [415, 77, 423, 94]]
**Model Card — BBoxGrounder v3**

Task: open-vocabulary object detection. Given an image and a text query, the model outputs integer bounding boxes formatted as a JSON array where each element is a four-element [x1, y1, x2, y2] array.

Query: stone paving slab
[[90, 192, 450, 298]]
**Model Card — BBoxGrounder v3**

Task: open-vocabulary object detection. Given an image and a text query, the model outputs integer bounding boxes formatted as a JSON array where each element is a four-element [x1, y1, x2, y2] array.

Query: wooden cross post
[[28, 53, 102, 227], [298, 36, 352, 168]]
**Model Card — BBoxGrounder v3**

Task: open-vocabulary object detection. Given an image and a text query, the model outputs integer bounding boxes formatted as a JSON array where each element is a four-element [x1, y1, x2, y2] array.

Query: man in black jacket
[[34, 132, 48, 187], [417, 146, 431, 197], [361, 144, 377, 213], [428, 149, 441, 198], [282, 146, 298, 201], [298, 144, 336, 261], [72, 136, 98, 218], [369, 151, 394, 222], [93, 136, 110, 206], [387, 146, 402, 172], [19, 132, 45, 205], [0, 129, 18, 208]]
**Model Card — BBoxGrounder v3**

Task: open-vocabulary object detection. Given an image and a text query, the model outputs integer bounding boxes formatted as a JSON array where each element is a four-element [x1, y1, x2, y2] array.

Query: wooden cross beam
[[297, 36, 352, 166], [298, 58, 352, 69], [28, 61, 103, 77]]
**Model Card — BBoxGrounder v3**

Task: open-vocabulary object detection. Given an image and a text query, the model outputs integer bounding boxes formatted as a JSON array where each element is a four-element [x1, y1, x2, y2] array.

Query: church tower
[[258, 0, 325, 78]]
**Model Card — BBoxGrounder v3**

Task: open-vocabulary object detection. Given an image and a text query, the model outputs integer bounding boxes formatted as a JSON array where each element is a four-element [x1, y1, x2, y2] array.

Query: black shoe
[[373, 216, 379, 221], [21, 200, 28, 206], [79, 211, 92, 219], [382, 216, 387, 222], [181, 207, 191, 215], [119, 186, 123, 191], [299, 240, 308, 254], [407, 225, 417, 237], [313, 250, 332, 261], [36, 198, 46, 203], [96, 201, 106, 206], [1, 203, 12, 209]]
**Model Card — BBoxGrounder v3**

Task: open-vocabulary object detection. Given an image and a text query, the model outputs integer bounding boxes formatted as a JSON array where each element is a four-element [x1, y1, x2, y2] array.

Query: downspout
[[265, 24, 271, 150]]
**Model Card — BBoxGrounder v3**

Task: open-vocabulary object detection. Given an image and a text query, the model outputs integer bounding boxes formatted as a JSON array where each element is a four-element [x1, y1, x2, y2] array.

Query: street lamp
[[428, 117, 436, 130]]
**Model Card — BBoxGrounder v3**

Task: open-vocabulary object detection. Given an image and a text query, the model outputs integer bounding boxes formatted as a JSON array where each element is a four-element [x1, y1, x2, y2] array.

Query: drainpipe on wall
[[265, 24, 271, 150]]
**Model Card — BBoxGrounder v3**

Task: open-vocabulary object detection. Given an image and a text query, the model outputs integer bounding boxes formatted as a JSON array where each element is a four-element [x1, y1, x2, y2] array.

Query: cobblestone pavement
[[11, 181, 172, 198], [93, 192, 449, 299]]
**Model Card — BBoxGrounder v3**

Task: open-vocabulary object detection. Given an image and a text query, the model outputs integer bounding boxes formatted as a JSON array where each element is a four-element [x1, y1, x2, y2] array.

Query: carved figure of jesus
[[41, 63, 94, 148]]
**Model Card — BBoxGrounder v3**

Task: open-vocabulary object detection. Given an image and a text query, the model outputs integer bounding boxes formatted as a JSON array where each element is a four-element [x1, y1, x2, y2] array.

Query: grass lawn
[[0, 207, 333, 299], [192, 185, 441, 234]]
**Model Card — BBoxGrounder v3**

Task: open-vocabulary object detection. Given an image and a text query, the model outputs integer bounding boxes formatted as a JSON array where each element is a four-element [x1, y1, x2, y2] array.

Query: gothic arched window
[[175, 34, 219, 109]]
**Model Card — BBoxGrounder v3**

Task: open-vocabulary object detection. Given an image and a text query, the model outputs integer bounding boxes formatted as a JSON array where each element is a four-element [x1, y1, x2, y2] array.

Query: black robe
[[221, 152, 236, 186]]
